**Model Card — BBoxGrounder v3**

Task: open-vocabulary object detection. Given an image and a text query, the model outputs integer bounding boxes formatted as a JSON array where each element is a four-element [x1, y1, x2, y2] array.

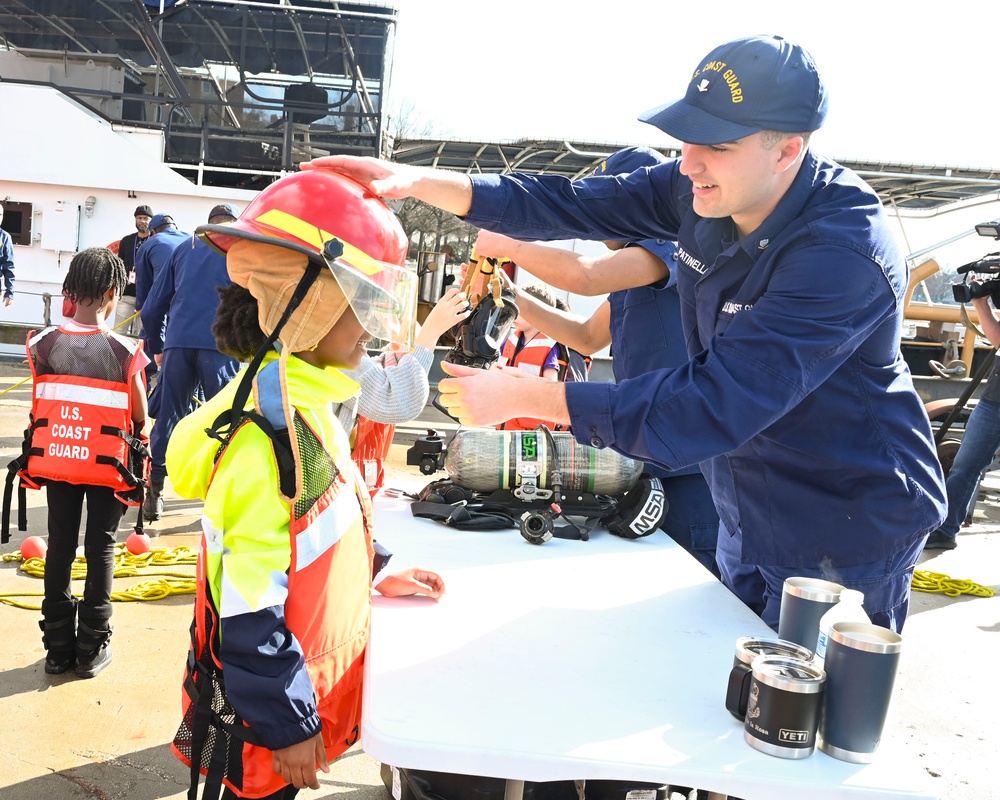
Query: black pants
[[43, 482, 126, 618]]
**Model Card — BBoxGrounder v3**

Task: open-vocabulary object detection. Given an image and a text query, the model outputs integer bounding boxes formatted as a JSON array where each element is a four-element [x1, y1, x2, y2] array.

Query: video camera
[[951, 253, 1000, 304], [951, 219, 1000, 305]]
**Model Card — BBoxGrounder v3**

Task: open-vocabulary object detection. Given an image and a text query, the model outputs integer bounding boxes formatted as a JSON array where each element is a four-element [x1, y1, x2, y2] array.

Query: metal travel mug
[[818, 622, 903, 763], [743, 655, 825, 759], [777, 577, 845, 648], [725, 636, 815, 720]]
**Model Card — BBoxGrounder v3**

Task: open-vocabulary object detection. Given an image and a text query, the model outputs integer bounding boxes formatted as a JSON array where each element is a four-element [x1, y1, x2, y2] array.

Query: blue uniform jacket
[[134, 228, 189, 310], [465, 151, 946, 568], [0, 229, 14, 299], [141, 236, 232, 354], [609, 240, 698, 480]]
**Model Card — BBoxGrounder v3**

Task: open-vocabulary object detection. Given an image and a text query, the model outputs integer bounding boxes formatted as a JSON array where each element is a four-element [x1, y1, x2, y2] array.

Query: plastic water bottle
[[814, 589, 870, 668]]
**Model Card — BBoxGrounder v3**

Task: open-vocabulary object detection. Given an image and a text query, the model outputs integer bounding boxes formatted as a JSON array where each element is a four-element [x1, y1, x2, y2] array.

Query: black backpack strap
[[2, 467, 17, 544], [410, 500, 518, 530], [214, 262, 322, 440]]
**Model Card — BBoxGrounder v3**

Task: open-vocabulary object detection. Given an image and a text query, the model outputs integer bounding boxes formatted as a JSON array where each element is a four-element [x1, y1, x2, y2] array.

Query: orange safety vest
[[352, 414, 395, 498], [22, 327, 146, 500], [172, 375, 375, 800], [498, 332, 560, 432]]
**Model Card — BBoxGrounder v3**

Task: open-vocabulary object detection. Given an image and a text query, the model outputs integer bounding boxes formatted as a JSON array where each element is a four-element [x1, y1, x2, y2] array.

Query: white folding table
[[363, 490, 937, 800]]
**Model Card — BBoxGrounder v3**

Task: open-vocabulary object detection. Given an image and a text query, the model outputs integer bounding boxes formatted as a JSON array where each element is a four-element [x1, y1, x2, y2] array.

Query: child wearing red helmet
[[167, 169, 445, 800]]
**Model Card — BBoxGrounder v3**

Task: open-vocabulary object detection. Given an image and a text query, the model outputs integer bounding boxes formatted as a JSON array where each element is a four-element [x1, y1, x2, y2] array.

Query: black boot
[[75, 608, 113, 679], [143, 477, 164, 522], [39, 598, 77, 674]]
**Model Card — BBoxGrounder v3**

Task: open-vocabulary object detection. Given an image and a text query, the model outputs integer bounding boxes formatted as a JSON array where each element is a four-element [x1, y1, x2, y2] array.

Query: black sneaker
[[923, 531, 957, 551]]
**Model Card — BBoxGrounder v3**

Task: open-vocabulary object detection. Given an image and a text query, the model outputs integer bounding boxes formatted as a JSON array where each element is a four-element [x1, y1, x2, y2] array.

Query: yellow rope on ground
[[0, 374, 31, 397], [912, 569, 996, 598], [0, 542, 197, 610]]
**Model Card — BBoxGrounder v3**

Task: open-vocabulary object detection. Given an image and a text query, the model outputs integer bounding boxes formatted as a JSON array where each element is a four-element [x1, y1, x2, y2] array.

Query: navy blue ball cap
[[149, 213, 175, 230], [208, 203, 239, 221], [595, 146, 669, 177], [639, 35, 828, 145]]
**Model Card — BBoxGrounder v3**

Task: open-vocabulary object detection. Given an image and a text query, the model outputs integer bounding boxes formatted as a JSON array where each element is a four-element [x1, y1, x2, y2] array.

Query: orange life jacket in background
[[25, 373, 137, 490], [22, 327, 145, 499], [498, 332, 560, 432], [352, 414, 395, 497], [2, 327, 150, 543]]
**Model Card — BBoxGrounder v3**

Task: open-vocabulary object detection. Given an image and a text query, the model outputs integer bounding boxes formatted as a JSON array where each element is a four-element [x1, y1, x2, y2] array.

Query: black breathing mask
[[444, 288, 519, 370]]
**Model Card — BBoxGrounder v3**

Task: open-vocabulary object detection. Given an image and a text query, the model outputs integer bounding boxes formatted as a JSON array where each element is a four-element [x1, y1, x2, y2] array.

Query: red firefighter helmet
[[198, 168, 415, 346], [199, 169, 407, 266]]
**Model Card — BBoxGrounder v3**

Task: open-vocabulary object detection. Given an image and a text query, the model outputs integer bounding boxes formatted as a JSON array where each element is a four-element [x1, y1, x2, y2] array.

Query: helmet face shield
[[322, 238, 417, 349]]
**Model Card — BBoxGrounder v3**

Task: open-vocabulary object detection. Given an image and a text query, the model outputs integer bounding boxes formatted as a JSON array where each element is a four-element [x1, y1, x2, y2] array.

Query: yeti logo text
[[677, 245, 707, 275], [779, 729, 810, 743]]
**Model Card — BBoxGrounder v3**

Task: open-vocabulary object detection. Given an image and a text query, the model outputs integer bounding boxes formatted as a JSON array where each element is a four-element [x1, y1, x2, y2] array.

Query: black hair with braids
[[62, 247, 128, 305], [213, 284, 268, 361]]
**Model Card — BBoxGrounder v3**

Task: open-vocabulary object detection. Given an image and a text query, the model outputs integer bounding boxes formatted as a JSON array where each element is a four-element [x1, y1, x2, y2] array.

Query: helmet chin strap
[[210, 260, 324, 441]]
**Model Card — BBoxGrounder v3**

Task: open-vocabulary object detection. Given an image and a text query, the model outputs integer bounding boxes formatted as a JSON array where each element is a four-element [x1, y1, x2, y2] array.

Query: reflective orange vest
[[23, 327, 145, 499], [498, 332, 560, 432], [172, 367, 375, 800]]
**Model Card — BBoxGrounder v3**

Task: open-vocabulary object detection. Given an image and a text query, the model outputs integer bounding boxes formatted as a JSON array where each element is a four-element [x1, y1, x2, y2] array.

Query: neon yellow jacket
[[168, 352, 373, 768]]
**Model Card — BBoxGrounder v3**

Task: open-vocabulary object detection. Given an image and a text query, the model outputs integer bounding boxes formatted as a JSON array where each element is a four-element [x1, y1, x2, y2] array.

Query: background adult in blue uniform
[[0, 204, 16, 307], [135, 213, 188, 385], [139, 204, 242, 523], [135, 213, 187, 311], [305, 34, 947, 632], [474, 147, 719, 573]]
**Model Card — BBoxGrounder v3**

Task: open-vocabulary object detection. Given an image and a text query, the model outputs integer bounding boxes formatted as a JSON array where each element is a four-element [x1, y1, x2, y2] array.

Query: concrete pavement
[[1, 358, 998, 800]]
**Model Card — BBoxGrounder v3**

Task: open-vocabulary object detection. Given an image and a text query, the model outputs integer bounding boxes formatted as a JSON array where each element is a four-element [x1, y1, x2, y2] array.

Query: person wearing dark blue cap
[[135, 214, 186, 312], [473, 146, 720, 574], [305, 34, 947, 633], [139, 204, 242, 523]]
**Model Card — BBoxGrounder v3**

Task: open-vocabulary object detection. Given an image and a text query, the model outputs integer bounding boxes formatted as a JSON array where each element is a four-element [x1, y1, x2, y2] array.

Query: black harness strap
[[410, 500, 518, 530], [211, 262, 323, 443]]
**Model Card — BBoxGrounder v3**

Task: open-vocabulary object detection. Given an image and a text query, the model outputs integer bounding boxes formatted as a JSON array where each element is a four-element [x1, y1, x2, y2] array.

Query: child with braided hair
[[28, 247, 150, 678]]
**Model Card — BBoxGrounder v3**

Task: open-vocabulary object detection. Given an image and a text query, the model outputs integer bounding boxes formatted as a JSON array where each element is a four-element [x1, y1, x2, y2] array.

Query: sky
[[384, 0, 1000, 266], [386, 0, 998, 167]]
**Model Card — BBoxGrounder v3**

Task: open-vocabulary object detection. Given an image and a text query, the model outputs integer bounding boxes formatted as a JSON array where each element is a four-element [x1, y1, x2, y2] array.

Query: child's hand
[[376, 568, 446, 601], [271, 732, 329, 790], [416, 287, 471, 349]]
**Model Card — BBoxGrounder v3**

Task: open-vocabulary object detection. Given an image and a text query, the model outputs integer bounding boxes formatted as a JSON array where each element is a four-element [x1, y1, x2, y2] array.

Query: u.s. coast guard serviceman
[[302, 34, 946, 632], [473, 147, 721, 574]]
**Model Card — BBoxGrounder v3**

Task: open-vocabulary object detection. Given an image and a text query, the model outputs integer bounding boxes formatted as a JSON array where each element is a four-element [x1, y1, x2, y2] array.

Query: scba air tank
[[444, 429, 642, 495]]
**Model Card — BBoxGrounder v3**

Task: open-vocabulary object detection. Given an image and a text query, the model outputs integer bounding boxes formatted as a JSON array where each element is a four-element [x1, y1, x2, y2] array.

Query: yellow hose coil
[[911, 569, 995, 598], [0, 542, 197, 610]]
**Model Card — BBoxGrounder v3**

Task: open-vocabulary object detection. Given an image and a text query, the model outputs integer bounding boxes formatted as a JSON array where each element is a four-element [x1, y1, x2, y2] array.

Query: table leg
[[503, 778, 525, 800]]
